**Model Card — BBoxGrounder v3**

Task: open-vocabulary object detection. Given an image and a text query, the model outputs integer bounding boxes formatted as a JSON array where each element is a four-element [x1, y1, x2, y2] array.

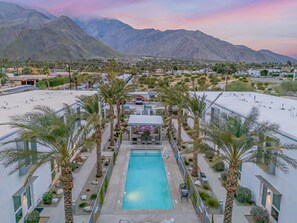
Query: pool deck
[[98, 140, 199, 223]]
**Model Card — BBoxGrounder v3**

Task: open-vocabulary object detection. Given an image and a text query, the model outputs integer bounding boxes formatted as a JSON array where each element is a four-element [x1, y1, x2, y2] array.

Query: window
[[261, 184, 267, 207], [13, 196, 22, 223], [25, 186, 32, 209], [17, 139, 38, 175], [271, 194, 281, 222], [211, 107, 220, 125]]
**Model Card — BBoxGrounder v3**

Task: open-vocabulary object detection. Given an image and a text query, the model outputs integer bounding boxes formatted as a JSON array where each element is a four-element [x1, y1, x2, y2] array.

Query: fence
[[87, 137, 121, 223], [169, 135, 211, 223]]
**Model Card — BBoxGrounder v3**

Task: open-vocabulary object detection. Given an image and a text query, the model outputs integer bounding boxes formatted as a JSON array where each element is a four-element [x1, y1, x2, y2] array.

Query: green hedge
[[42, 192, 53, 205], [236, 186, 252, 204]]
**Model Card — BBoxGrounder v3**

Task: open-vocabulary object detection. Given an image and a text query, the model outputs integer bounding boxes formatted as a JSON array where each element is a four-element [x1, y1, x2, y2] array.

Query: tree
[[113, 79, 130, 129], [260, 70, 269, 76], [99, 82, 117, 147], [77, 94, 103, 177], [183, 93, 207, 177], [0, 105, 91, 223], [157, 84, 185, 146], [287, 60, 292, 66], [42, 64, 50, 89], [204, 107, 297, 223]]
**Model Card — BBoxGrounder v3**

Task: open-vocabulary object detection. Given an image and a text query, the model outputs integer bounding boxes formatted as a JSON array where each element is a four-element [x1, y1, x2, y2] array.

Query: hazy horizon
[[7, 0, 297, 59]]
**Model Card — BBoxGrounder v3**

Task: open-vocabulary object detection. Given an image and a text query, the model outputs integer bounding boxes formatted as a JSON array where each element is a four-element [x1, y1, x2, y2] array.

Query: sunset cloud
[[11, 0, 297, 58]]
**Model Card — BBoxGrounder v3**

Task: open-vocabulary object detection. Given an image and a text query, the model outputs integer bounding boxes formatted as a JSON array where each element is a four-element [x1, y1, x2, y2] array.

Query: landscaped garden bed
[[74, 156, 110, 215]]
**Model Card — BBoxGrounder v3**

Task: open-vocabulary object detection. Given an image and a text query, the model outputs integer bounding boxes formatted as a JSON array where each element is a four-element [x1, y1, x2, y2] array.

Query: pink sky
[[11, 0, 297, 59]]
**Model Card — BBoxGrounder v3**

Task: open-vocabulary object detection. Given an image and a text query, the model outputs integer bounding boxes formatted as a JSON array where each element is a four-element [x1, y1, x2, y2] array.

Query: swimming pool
[[122, 150, 173, 210]]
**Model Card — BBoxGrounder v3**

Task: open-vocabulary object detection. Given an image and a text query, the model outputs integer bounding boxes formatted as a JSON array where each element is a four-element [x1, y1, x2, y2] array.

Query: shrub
[[184, 159, 190, 166], [221, 171, 228, 182], [99, 187, 105, 205], [205, 151, 214, 161], [206, 197, 219, 208], [42, 192, 53, 205], [185, 175, 191, 189], [104, 177, 109, 192], [192, 191, 198, 207], [79, 202, 88, 208], [250, 205, 270, 223], [90, 194, 97, 200], [199, 191, 210, 201], [236, 186, 252, 204], [203, 184, 210, 190], [213, 161, 225, 172], [26, 210, 40, 223]]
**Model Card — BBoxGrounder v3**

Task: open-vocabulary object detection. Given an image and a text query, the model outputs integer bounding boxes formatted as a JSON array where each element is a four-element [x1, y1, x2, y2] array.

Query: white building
[[192, 91, 297, 223], [0, 90, 95, 223]]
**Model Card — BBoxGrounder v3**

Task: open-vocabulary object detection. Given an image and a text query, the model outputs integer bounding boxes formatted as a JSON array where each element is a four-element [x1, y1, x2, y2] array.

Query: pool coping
[[98, 140, 199, 223], [122, 148, 174, 210]]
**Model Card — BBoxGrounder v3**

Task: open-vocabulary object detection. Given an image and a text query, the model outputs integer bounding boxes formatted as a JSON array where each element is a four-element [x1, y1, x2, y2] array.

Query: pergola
[[128, 115, 164, 144]]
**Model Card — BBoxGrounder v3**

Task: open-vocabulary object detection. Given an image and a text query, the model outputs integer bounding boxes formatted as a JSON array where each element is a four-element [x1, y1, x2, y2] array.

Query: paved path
[[98, 141, 199, 223], [41, 123, 111, 223], [173, 120, 251, 223], [172, 119, 192, 142]]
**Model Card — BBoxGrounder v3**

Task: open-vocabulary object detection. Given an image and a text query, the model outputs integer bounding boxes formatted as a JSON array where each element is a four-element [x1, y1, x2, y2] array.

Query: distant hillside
[[0, 2, 120, 60], [76, 18, 297, 63]]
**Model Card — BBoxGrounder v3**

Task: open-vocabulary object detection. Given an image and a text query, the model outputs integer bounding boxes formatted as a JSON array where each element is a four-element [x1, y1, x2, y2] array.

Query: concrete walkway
[[173, 120, 251, 223], [98, 141, 199, 223], [41, 123, 111, 223], [172, 119, 192, 142]]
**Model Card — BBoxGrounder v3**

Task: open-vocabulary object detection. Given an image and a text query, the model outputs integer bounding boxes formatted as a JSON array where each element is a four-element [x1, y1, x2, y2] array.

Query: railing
[[87, 137, 121, 223], [169, 134, 211, 223]]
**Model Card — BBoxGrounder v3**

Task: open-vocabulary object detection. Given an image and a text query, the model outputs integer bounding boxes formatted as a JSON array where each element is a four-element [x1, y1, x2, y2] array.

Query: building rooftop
[[0, 90, 95, 137], [194, 91, 297, 141], [128, 115, 163, 126]]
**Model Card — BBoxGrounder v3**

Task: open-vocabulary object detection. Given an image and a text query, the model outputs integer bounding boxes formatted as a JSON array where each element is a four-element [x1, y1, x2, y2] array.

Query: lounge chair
[[179, 183, 187, 192], [141, 135, 146, 144], [132, 137, 137, 144], [180, 189, 189, 202], [155, 136, 160, 144], [147, 136, 152, 144]]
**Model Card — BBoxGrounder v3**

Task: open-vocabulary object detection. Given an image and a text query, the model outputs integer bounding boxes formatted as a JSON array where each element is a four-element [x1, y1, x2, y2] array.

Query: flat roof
[[194, 91, 297, 141], [128, 115, 163, 126], [0, 90, 95, 137]]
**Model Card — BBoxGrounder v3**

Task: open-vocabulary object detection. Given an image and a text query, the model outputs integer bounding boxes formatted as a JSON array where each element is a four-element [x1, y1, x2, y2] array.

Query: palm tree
[[77, 94, 103, 177], [183, 93, 206, 177], [204, 107, 297, 223], [113, 79, 126, 129], [0, 105, 90, 223], [99, 82, 117, 147], [157, 84, 185, 147], [42, 64, 50, 89]]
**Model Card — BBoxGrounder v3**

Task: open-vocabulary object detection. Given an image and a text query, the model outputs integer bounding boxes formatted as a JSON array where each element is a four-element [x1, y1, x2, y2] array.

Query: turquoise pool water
[[122, 150, 173, 210]]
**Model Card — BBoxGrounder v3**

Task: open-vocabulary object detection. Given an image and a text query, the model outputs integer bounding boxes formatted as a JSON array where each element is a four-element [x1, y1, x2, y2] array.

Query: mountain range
[[0, 1, 296, 63], [0, 2, 119, 60]]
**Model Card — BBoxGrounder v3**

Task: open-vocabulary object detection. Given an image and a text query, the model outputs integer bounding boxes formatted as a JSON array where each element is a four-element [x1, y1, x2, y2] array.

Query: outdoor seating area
[[128, 115, 163, 144]]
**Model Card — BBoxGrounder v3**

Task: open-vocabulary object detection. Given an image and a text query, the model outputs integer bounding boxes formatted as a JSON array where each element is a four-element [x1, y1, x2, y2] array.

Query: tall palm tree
[[0, 105, 91, 223], [157, 84, 185, 147], [77, 94, 103, 177], [99, 82, 117, 147], [113, 79, 126, 129], [42, 64, 50, 89], [184, 93, 206, 177], [204, 107, 297, 223]]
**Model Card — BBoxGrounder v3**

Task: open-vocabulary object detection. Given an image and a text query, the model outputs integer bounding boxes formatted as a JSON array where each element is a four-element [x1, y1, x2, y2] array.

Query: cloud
[[10, 0, 297, 58]]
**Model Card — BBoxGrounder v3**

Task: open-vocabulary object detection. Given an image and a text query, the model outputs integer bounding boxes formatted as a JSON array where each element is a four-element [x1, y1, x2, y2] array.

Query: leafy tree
[[260, 70, 269, 76]]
